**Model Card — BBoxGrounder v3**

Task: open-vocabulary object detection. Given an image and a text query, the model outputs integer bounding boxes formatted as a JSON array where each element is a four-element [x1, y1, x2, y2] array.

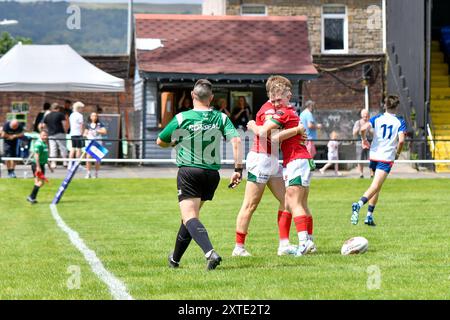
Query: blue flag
[[85, 140, 109, 162]]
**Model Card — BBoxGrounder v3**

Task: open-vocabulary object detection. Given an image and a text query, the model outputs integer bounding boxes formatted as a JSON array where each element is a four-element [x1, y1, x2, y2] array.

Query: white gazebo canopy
[[0, 43, 125, 92]]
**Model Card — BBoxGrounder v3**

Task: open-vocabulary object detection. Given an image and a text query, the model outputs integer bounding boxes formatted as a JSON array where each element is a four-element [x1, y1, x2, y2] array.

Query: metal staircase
[[430, 41, 450, 173]]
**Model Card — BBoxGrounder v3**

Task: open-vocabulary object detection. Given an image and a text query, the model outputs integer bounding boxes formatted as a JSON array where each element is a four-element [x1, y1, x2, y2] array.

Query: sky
[[0, 0, 203, 3]]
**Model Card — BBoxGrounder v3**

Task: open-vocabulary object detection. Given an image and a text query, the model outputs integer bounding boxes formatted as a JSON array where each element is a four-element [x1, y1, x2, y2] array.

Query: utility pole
[[127, 0, 134, 55]]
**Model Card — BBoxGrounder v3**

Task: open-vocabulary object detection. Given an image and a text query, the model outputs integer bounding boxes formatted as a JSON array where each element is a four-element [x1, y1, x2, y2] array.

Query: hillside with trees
[[0, 1, 201, 55]]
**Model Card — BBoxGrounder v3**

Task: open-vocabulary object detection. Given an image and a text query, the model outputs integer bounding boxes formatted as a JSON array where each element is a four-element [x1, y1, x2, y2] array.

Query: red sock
[[306, 215, 313, 235], [294, 216, 308, 233], [277, 211, 292, 240], [236, 231, 247, 246]]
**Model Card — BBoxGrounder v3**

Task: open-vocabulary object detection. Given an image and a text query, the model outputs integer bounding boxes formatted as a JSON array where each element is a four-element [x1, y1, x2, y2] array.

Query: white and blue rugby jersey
[[368, 113, 407, 162]]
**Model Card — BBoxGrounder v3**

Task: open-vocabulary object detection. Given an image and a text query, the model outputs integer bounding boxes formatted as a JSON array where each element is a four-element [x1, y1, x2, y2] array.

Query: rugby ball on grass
[[341, 237, 368, 255]]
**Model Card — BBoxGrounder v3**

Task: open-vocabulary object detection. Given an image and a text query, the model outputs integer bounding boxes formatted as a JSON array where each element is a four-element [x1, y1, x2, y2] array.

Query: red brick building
[[0, 55, 135, 138]]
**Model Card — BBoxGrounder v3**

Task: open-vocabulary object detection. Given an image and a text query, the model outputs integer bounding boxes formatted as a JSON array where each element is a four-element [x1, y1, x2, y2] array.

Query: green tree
[[0, 32, 32, 55]]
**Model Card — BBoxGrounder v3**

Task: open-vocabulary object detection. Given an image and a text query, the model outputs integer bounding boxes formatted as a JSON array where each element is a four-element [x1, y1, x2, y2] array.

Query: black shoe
[[206, 250, 222, 271], [27, 196, 37, 204], [168, 252, 179, 268]]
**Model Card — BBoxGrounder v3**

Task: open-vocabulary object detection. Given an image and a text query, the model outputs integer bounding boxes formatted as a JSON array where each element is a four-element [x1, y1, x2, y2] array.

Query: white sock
[[279, 239, 290, 247], [358, 200, 365, 207], [298, 231, 308, 244], [367, 211, 373, 217], [205, 249, 214, 259]]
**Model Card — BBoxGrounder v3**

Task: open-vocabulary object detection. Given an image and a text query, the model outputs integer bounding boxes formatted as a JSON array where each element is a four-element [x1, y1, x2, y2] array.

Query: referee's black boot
[[168, 252, 179, 268], [26, 196, 37, 204], [206, 250, 222, 271]]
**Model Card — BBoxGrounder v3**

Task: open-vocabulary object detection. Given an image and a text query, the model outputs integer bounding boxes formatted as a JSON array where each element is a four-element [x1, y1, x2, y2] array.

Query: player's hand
[[317, 123, 323, 130], [296, 124, 307, 144], [228, 171, 242, 189], [36, 166, 42, 174], [300, 131, 308, 144], [362, 139, 370, 149], [247, 120, 256, 131]]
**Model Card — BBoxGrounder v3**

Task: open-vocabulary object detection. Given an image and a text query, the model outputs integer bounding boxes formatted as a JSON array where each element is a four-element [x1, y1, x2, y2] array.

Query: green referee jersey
[[158, 109, 239, 170], [31, 139, 49, 165]]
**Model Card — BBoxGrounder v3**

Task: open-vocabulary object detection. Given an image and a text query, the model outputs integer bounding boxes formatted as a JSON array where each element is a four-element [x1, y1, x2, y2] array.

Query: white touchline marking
[[50, 204, 134, 300]]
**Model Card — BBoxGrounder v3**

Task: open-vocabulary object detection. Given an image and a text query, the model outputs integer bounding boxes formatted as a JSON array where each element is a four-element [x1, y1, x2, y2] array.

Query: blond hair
[[266, 75, 292, 97], [72, 101, 85, 112]]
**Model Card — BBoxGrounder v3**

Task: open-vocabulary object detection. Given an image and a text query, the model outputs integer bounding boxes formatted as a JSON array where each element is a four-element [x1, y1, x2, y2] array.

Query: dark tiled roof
[[83, 55, 131, 79], [135, 14, 317, 77]]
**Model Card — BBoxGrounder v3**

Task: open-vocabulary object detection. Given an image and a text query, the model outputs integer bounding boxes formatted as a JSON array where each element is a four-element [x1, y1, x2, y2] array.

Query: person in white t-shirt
[[68, 101, 85, 168], [319, 131, 342, 176]]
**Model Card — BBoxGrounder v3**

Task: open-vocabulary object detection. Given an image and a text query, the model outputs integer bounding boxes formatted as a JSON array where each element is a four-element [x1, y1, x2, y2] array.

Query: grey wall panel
[[386, 0, 426, 129]]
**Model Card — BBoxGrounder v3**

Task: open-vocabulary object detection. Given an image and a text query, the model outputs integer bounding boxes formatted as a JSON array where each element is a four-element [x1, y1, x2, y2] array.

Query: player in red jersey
[[232, 76, 297, 257], [247, 79, 317, 256]]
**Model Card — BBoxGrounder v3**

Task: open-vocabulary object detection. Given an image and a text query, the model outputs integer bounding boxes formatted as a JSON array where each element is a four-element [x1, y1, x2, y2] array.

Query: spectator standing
[[300, 100, 322, 158], [216, 98, 231, 117], [33, 102, 51, 132], [68, 101, 85, 168], [177, 91, 193, 113], [353, 109, 373, 178], [231, 96, 252, 130], [84, 112, 107, 179], [1, 119, 25, 178], [44, 103, 68, 168], [63, 99, 72, 134]]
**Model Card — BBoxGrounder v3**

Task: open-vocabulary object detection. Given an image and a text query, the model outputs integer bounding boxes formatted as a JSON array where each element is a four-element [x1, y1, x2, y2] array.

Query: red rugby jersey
[[251, 101, 276, 154], [270, 105, 311, 167]]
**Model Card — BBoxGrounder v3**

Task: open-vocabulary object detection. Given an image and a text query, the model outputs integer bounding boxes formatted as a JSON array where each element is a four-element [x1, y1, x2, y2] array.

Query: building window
[[240, 4, 267, 16], [321, 5, 348, 54]]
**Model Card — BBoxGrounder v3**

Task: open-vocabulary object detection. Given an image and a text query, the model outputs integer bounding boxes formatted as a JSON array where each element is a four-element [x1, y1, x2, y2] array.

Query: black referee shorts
[[177, 166, 220, 202]]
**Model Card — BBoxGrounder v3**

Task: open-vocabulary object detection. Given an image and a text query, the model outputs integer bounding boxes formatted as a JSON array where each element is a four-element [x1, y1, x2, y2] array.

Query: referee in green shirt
[[27, 129, 53, 204], [157, 79, 243, 270]]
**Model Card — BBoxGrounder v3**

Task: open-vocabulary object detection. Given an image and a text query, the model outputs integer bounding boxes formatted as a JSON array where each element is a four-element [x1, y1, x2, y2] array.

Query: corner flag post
[[51, 141, 108, 205]]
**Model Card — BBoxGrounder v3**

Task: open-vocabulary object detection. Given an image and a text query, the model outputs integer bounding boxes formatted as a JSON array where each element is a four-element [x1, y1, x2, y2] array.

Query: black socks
[[30, 185, 40, 200], [172, 222, 192, 263], [185, 218, 213, 255]]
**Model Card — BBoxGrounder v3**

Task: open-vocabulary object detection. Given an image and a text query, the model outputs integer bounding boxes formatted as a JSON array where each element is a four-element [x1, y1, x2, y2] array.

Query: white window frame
[[321, 4, 348, 54], [240, 4, 268, 16]]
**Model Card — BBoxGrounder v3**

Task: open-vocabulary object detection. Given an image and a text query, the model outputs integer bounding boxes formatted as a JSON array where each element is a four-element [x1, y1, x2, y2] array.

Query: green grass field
[[0, 178, 449, 300]]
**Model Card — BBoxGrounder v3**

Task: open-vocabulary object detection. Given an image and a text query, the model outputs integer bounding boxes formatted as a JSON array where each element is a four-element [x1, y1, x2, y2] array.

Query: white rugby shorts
[[283, 158, 315, 188], [246, 151, 282, 184]]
